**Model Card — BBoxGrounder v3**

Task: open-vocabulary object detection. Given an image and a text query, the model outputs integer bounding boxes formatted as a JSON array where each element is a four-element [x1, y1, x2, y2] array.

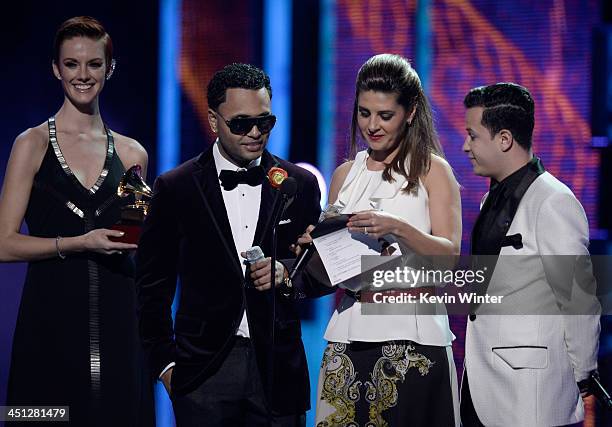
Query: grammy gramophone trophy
[[109, 164, 153, 244]]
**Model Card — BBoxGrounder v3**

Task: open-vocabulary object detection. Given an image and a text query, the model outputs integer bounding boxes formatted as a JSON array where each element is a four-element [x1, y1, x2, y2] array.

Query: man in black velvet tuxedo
[[135, 63, 323, 426]]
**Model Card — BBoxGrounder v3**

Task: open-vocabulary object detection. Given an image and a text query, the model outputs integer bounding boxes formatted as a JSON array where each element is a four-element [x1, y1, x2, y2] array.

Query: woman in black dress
[[0, 16, 154, 426]]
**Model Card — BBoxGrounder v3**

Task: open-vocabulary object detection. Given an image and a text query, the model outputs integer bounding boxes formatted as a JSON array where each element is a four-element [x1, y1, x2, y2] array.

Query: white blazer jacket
[[463, 171, 600, 426]]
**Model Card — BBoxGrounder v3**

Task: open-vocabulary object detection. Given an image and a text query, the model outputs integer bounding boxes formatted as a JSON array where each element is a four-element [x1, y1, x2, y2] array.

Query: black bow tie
[[219, 166, 266, 191]]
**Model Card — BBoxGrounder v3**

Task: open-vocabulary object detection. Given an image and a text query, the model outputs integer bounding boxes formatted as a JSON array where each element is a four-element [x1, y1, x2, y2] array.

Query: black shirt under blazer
[[135, 146, 321, 415]]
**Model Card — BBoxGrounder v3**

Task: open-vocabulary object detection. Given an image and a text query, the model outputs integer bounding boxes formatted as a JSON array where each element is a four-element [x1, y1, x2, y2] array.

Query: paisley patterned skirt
[[315, 341, 458, 427]]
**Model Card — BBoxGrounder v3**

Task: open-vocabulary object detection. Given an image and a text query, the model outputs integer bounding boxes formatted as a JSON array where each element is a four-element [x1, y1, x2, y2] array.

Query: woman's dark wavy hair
[[350, 54, 443, 193]]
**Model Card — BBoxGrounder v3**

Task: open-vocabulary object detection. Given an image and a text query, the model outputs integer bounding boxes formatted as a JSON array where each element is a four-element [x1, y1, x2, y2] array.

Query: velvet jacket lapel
[[191, 146, 243, 280], [252, 150, 281, 252]]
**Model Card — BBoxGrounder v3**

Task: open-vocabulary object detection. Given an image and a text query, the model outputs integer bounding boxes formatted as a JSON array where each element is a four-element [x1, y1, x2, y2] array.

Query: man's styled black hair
[[464, 82, 535, 150], [207, 63, 272, 111]]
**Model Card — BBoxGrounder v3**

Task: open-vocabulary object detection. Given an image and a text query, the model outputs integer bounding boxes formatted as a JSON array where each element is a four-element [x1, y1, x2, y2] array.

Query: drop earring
[[106, 59, 116, 81]]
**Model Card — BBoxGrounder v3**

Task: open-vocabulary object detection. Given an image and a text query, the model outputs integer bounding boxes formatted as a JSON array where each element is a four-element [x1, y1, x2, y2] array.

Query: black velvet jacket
[[135, 145, 323, 414]]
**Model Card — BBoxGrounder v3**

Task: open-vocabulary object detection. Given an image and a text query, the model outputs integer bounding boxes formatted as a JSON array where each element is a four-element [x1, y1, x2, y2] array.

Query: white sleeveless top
[[323, 150, 455, 346]]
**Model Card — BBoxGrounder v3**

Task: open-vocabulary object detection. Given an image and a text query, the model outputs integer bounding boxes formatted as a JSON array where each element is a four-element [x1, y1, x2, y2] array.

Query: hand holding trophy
[[109, 165, 153, 244]]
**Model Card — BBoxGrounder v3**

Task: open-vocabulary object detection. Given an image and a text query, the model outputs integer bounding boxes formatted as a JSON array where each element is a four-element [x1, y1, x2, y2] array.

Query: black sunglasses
[[217, 112, 277, 136]]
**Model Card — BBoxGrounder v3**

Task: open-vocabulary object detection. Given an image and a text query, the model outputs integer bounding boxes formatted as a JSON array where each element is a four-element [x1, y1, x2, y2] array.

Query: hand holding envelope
[[305, 213, 402, 288]]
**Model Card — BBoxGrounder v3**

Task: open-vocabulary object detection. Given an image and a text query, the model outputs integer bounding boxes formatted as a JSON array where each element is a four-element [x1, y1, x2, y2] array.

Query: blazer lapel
[[469, 188, 511, 314], [471, 157, 546, 256], [252, 150, 280, 251], [470, 158, 546, 313], [470, 192, 490, 254], [191, 147, 243, 279]]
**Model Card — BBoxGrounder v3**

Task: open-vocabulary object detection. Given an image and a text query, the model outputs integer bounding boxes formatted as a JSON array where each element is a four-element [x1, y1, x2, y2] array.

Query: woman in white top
[[311, 54, 462, 426]]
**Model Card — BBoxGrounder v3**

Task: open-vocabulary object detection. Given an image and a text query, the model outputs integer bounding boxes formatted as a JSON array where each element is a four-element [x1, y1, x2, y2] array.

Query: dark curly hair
[[463, 82, 535, 150], [207, 63, 272, 111]]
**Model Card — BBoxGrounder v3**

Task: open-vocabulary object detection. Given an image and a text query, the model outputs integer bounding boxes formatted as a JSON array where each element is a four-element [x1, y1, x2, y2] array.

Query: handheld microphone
[[244, 246, 264, 288], [245, 246, 265, 264]]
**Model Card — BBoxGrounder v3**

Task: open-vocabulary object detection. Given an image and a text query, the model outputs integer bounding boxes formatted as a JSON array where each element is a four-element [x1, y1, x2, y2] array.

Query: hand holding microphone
[[242, 246, 286, 291], [245, 246, 265, 265]]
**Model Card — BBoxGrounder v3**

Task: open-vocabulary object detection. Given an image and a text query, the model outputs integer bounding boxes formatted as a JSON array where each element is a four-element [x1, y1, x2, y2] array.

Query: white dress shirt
[[212, 140, 262, 337]]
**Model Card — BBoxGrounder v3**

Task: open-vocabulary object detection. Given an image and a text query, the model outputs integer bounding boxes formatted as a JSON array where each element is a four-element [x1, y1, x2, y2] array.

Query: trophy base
[[109, 223, 142, 244]]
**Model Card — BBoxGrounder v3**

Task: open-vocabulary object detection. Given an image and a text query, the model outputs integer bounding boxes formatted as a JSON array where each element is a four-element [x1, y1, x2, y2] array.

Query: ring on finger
[[364, 226, 368, 235]]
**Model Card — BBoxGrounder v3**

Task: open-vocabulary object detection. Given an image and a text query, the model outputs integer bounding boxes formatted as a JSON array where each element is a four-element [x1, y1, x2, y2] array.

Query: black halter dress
[[6, 117, 154, 426]]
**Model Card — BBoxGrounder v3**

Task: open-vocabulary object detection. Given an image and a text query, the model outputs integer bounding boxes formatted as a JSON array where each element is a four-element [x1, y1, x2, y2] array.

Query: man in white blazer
[[460, 82, 600, 426]]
